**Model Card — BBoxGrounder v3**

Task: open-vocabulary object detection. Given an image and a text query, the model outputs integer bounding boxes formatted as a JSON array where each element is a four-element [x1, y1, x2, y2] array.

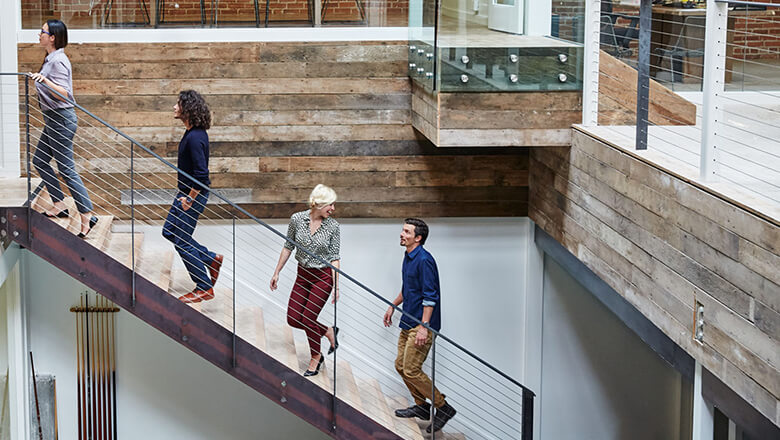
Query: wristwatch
[[185, 196, 193, 203]]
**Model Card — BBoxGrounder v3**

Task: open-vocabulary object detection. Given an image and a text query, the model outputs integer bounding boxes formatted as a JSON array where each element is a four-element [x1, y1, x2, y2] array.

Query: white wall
[[22, 251, 329, 440], [124, 217, 533, 438], [539, 255, 686, 440], [22, 217, 533, 439]]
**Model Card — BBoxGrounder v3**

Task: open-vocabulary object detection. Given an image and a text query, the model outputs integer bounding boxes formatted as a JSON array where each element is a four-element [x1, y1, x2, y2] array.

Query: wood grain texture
[[18, 41, 530, 218], [529, 130, 780, 428], [598, 50, 697, 126], [411, 82, 581, 147]]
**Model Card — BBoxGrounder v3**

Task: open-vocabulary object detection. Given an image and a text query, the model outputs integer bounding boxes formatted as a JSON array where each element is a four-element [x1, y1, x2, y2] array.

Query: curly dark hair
[[177, 90, 211, 130]]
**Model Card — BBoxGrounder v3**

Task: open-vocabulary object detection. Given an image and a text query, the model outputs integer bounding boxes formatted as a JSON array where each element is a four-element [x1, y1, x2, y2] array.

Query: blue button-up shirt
[[400, 245, 441, 332]]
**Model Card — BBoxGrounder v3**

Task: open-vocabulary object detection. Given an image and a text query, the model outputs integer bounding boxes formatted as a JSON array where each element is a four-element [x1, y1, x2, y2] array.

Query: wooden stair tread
[[54, 197, 79, 234], [293, 333, 331, 391], [355, 377, 395, 433], [136, 244, 174, 292], [105, 231, 144, 269], [200, 286, 234, 330], [386, 395, 426, 440], [265, 324, 299, 371], [335, 360, 363, 413], [169, 268, 202, 312], [83, 215, 114, 251], [236, 306, 266, 351]]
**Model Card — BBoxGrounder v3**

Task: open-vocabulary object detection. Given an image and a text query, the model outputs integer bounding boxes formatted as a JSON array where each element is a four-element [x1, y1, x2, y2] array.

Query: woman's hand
[[177, 196, 192, 211], [270, 273, 279, 291], [29, 73, 46, 83], [331, 286, 339, 304]]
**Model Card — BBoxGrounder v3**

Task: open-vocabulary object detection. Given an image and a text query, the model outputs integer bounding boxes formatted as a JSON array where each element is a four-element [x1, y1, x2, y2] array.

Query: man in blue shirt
[[163, 90, 223, 303], [383, 218, 456, 433]]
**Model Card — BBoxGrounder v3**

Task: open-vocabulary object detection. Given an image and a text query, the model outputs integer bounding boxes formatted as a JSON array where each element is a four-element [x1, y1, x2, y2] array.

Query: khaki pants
[[395, 327, 446, 408]]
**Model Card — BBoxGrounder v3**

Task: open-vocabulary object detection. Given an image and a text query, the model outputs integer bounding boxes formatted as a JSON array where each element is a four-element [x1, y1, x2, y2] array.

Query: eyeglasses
[[39, 30, 52, 36]]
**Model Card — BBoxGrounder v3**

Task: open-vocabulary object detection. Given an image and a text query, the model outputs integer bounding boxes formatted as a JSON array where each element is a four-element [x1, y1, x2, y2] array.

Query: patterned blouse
[[283, 210, 341, 268]]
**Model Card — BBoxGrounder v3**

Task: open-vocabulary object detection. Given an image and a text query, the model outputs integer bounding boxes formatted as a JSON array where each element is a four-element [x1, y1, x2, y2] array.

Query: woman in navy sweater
[[163, 90, 223, 303]]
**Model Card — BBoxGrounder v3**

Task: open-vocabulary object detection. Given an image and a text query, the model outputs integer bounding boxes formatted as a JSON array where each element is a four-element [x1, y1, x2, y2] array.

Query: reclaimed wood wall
[[18, 42, 530, 219], [412, 83, 580, 147], [530, 128, 780, 428]]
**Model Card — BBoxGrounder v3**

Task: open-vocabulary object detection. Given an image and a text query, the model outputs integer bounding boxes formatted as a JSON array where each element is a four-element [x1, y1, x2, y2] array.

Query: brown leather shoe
[[179, 288, 214, 304], [208, 254, 223, 286]]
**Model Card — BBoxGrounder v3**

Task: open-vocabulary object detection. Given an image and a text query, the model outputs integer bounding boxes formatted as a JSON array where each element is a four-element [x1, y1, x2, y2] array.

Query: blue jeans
[[33, 108, 93, 214], [162, 191, 215, 291]]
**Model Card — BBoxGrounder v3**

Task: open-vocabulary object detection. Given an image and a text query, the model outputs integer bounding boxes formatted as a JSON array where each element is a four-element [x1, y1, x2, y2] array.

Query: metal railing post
[[331, 283, 337, 432], [232, 215, 236, 368], [635, 0, 651, 150], [700, 0, 728, 181], [431, 333, 436, 440], [130, 142, 136, 307], [522, 388, 534, 440], [25, 76, 31, 243], [582, 0, 601, 125]]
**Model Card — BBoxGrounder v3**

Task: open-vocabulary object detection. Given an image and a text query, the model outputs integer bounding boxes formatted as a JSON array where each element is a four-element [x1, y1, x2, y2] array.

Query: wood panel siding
[[411, 82, 581, 147], [529, 128, 780, 428], [598, 50, 697, 126], [18, 42, 529, 218]]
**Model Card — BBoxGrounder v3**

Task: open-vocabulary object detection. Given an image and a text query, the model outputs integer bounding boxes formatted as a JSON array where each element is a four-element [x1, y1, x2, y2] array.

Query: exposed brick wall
[[608, 4, 779, 61], [731, 12, 780, 60], [22, 0, 408, 27], [553, 0, 586, 42]]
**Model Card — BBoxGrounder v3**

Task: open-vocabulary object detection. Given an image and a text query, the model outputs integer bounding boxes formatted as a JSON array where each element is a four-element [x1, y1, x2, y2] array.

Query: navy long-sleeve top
[[177, 128, 210, 194], [400, 245, 441, 332]]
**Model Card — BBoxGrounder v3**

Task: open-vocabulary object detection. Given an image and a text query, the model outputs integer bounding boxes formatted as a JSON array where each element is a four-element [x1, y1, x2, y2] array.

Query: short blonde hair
[[309, 184, 337, 208]]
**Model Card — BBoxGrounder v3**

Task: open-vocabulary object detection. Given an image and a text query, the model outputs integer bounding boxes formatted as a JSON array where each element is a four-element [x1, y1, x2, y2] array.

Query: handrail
[[715, 0, 780, 8], [3, 71, 535, 396]]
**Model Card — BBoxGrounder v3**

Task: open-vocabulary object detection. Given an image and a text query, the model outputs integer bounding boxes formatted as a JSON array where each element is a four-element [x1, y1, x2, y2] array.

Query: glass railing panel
[[432, 0, 585, 92], [409, 0, 438, 90]]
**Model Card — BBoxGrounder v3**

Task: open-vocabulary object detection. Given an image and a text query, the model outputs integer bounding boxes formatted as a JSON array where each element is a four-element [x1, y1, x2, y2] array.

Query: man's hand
[[383, 306, 394, 327], [415, 325, 428, 346], [29, 72, 45, 83], [178, 196, 192, 211]]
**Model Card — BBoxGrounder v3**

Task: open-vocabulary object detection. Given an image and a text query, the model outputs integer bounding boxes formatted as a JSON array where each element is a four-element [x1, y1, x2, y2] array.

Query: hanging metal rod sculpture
[[71, 292, 119, 440]]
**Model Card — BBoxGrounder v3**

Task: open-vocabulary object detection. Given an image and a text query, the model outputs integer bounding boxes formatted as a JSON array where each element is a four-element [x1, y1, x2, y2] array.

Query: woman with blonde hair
[[271, 184, 340, 376]]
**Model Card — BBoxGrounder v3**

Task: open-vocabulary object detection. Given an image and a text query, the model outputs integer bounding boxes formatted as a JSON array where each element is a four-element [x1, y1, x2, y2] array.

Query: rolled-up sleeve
[[283, 215, 297, 251], [420, 257, 439, 307]]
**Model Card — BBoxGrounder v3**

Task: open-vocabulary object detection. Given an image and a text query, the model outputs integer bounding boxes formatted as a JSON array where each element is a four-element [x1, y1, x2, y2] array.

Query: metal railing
[[2, 72, 535, 439], [592, 0, 780, 218]]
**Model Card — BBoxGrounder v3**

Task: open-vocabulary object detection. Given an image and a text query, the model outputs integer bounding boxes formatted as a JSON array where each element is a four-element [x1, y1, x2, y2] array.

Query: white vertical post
[[582, 0, 601, 125], [2, 261, 29, 440], [0, 0, 21, 178], [692, 361, 715, 440], [700, 0, 728, 181]]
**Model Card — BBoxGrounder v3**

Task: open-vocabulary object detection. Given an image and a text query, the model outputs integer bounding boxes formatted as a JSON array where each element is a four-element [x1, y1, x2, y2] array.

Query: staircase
[[16, 193, 471, 440], [1, 72, 534, 439]]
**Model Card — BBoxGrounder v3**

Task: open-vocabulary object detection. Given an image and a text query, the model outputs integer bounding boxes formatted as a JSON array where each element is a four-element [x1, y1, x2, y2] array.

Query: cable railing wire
[[5, 72, 537, 438]]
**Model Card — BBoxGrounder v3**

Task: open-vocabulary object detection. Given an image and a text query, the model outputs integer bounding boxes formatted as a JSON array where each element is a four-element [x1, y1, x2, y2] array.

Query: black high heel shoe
[[327, 326, 339, 355], [303, 355, 325, 377], [44, 209, 69, 218], [78, 216, 99, 238]]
